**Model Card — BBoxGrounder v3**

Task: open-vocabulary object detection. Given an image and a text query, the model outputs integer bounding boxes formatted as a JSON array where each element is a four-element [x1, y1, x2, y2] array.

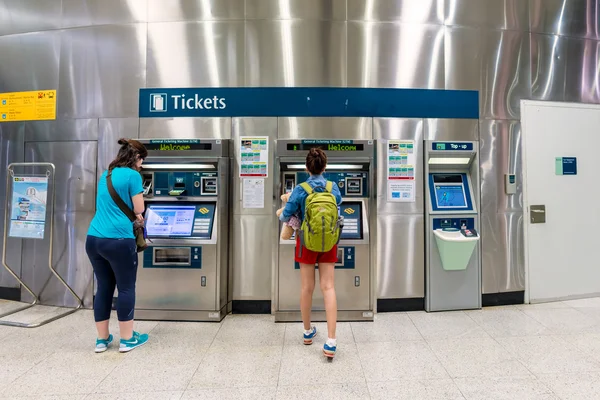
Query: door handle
[[530, 205, 546, 224]]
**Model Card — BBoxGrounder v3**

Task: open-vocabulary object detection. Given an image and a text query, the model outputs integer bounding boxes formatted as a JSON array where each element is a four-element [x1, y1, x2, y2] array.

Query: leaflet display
[[9, 176, 49, 239], [434, 185, 467, 208]]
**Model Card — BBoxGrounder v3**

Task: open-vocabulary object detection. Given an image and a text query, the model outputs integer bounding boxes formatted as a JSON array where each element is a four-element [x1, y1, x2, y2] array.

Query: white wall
[[522, 101, 600, 303]]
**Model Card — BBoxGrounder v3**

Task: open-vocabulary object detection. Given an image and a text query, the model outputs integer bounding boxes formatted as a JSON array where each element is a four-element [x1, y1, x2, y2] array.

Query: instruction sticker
[[0, 90, 57, 122], [240, 137, 268, 177], [242, 178, 265, 209], [387, 140, 416, 202]]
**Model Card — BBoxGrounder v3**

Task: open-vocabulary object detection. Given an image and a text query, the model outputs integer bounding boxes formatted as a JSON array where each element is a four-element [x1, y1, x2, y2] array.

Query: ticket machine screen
[[339, 202, 363, 240], [145, 203, 215, 239], [432, 174, 468, 209]]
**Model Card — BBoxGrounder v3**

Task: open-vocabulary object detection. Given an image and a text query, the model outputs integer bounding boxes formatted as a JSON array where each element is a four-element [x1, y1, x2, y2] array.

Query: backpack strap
[[325, 181, 333, 193], [300, 182, 313, 194]]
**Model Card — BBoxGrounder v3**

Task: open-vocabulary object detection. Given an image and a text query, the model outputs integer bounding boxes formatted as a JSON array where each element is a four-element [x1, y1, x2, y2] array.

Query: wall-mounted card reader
[[201, 177, 217, 195], [345, 177, 363, 195], [505, 174, 516, 195]]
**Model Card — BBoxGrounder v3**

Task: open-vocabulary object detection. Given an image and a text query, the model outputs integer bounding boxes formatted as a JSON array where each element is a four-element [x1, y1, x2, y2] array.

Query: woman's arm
[[129, 171, 145, 215], [333, 184, 343, 206], [279, 187, 302, 222]]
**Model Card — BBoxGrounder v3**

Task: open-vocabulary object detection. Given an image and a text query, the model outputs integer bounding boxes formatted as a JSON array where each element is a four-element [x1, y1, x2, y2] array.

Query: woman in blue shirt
[[279, 148, 343, 358], [86, 139, 148, 353]]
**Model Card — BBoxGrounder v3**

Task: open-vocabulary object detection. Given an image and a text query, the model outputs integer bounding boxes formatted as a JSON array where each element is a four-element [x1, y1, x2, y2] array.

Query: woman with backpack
[[279, 148, 343, 358]]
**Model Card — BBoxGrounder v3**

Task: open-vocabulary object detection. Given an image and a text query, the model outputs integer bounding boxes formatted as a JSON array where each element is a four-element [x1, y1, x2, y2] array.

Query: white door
[[522, 101, 600, 303]]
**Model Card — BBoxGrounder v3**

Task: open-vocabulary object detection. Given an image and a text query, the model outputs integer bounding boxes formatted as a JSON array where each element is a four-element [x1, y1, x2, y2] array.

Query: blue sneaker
[[323, 342, 336, 358], [95, 334, 113, 353], [119, 331, 149, 353], [303, 326, 317, 345]]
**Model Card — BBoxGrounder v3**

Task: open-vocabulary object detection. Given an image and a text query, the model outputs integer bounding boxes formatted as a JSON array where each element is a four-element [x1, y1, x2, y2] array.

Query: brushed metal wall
[[1, 0, 599, 304]]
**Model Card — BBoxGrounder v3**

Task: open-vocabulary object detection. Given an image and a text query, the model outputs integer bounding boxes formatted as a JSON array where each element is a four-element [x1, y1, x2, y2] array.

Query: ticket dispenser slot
[[284, 173, 296, 194], [201, 177, 217, 195], [142, 173, 153, 196], [345, 177, 362, 196]]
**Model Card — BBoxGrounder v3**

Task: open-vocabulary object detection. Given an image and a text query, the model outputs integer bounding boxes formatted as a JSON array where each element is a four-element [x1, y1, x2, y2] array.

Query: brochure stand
[[0, 163, 82, 328]]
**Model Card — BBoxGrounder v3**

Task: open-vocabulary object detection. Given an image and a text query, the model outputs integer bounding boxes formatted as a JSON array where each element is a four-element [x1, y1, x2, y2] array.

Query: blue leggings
[[85, 235, 138, 322]]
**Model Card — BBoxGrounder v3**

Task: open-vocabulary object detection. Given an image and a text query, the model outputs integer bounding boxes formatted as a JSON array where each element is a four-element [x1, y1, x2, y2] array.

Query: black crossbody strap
[[106, 171, 136, 222]]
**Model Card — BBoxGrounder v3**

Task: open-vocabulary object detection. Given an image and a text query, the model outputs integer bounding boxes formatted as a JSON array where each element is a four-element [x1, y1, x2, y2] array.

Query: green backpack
[[299, 181, 341, 253]]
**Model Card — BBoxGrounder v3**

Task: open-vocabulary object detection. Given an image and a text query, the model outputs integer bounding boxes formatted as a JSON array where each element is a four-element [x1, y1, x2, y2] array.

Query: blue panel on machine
[[431, 142, 474, 151], [144, 246, 202, 269], [294, 246, 356, 270], [152, 171, 217, 197], [432, 218, 475, 231], [295, 171, 368, 197], [429, 173, 474, 212], [339, 202, 362, 240]]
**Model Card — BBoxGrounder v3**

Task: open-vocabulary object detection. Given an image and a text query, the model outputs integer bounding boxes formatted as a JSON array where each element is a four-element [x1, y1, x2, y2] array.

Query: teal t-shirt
[[88, 167, 144, 239]]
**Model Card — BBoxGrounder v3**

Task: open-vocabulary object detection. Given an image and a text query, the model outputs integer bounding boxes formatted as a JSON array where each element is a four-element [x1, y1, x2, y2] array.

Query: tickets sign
[[0, 90, 57, 122]]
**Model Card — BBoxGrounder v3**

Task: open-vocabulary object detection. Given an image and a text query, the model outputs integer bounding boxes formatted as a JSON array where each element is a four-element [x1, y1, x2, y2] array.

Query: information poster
[[240, 137, 268, 177], [387, 140, 416, 202], [9, 176, 49, 239], [242, 178, 265, 209], [0, 90, 57, 122]]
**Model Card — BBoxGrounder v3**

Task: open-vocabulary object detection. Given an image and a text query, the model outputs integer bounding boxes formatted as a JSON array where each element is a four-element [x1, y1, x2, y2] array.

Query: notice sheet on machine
[[387, 140, 416, 202]]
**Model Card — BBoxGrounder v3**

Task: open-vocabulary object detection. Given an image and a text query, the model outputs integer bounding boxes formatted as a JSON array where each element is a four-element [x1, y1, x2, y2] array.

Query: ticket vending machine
[[134, 139, 230, 321], [273, 139, 375, 322], [424, 140, 482, 312]]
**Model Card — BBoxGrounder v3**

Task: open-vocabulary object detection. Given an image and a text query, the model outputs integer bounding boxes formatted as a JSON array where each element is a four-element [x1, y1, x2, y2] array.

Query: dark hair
[[306, 147, 327, 175], [108, 138, 148, 171]]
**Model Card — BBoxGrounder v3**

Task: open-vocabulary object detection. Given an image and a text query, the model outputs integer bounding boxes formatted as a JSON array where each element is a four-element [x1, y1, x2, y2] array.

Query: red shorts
[[295, 236, 339, 265]]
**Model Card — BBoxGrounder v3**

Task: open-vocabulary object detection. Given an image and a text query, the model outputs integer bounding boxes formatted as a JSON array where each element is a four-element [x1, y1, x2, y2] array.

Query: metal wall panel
[[348, 22, 445, 89], [530, 0, 600, 40], [61, 0, 148, 28], [424, 118, 479, 141], [277, 117, 372, 140], [445, 0, 529, 30], [147, 0, 244, 22], [20, 141, 97, 308], [445, 27, 482, 91], [139, 118, 231, 139], [98, 118, 140, 180], [24, 119, 98, 143], [58, 24, 147, 119], [373, 118, 423, 215], [245, 20, 346, 87], [0, 31, 60, 93], [0, 0, 62, 36], [147, 21, 245, 88], [347, 0, 444, 24], [0, 123, 24, 290], [246, 0, 346, 20], [564, 36, 600, 103], [377, 215, 425, 299]]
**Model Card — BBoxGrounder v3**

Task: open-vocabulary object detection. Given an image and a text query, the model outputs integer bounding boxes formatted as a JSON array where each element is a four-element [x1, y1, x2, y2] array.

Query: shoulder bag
[[106, 171, 148, 253]]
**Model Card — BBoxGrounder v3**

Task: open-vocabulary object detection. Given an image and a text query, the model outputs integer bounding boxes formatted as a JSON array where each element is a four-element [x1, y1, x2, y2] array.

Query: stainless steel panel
[[0, 0, 62, 36], [231, 117, 277, 216], [480, 211, 524, 293], [480, 30, 531, 120], [445, 0, 528, 30], [377, 214, 424, 299], [246, 0, 346, 20], [24, 119, 98, 142], [564, 36, 600, 103], [139, 118, 231, 140], [98, 118, 140, 181], [0, 123, 24, 290], [531, 33, 568, 102], [348, 22, 444, 89], [147, 0, 244, 22], [424, 119, 479, 141], [58, 24, 147, 119], [530, 0, 600, 40], [20, 210, 95, 308], [445, 27, 482, 91], [61, 0, 148, 28], [24, 141, 97, 213], [245, 20, 346, 87], [0, 31, 60, 93], [479, 120, 522, 215], [373, 118, 424, 214], [147, 21, 244, 88], [277, 117, 372, 140], [231, 214, 272, 300], [347, 0, 444, 24]]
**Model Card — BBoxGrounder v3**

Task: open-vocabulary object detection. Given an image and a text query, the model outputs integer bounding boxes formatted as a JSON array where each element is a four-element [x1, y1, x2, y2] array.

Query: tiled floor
[[2, 299, 600, 399]]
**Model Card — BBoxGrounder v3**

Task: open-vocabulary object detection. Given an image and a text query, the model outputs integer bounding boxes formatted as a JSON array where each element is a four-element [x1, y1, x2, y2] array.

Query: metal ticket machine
[[425, 141, 482, 312], [273, 139, 375, 322], [135, 139, 230, 321]]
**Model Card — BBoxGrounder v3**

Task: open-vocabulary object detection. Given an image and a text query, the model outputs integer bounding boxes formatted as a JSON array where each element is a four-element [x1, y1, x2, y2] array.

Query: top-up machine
[[424, 140, 481, 312], [134, 139, 230, 321], [273, 139, 375, 322]]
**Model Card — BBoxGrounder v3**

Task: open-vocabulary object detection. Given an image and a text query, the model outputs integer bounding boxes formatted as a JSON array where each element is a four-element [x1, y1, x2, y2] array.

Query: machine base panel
[[135, 306, 226, 322], [232, 300, 271, 314], [274, 310, 374, 322], [377, 297, 424, 312]]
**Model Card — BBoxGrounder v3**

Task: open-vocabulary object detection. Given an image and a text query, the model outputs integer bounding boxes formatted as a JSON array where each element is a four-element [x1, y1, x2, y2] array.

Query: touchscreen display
[[145, 205, 196, 237], [434, 185, 467, 208]]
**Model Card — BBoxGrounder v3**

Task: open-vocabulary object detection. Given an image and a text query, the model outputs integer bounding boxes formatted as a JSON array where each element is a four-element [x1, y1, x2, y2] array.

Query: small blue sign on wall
[[555, 157, 577, 175]]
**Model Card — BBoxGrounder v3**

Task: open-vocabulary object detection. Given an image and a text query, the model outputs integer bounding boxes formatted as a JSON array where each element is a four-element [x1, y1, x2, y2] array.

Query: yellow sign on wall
[[0, 90, 57, 122]]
